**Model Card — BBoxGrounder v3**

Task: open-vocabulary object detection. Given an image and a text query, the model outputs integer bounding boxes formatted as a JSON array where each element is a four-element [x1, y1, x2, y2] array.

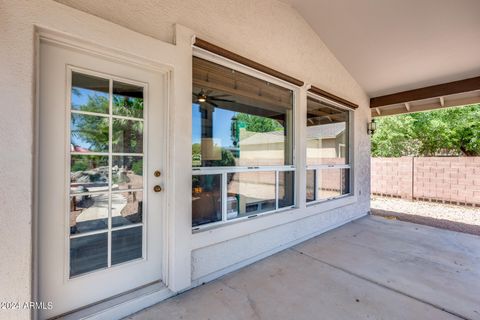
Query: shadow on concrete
[[371, 208, 480, 236]]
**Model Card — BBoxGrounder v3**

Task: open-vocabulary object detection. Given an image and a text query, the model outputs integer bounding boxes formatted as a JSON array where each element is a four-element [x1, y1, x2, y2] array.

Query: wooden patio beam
[[370, 76, 480, 108]]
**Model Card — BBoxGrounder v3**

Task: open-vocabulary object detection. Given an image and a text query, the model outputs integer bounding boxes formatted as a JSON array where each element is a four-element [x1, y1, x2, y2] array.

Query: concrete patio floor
[[127, 216, 480, 320]]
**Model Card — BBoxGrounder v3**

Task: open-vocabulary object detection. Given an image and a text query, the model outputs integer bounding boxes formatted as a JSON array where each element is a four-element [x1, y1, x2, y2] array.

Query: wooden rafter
[[370, 76, 480, 108]]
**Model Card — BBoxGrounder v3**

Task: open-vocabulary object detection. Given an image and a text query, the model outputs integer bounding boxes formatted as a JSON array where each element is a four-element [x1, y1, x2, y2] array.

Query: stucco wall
[[53, 0, 366, 103], [0, 0, 371, 318]]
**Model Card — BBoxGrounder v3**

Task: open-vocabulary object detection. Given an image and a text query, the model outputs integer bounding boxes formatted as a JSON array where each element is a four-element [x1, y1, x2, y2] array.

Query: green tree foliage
[[71, 92, 144, 152], [192, 143, 201, 166], [235, 113, 283, 133], [131, 159, 143, 176], [372, 104, 480, 157]]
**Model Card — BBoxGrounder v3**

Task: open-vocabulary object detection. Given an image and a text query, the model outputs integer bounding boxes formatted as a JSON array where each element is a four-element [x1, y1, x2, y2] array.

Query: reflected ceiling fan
[[193, 89, 235, 108]]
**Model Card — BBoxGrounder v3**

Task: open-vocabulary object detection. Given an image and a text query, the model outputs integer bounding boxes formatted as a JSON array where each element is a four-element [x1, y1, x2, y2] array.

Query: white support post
[[296, 85, 308, 209]]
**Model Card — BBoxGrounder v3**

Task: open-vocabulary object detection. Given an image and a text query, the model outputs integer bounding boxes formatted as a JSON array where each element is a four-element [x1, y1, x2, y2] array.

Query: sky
[[192, 103, 235, 147]]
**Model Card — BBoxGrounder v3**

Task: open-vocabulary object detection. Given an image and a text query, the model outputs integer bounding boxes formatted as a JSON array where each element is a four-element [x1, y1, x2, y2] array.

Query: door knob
[[154, 170, 161, 177], [153, 185, 162, 193]]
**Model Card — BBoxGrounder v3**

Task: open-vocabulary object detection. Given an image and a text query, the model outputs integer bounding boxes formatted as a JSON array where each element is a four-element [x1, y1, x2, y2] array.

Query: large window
[[306, 95, 351, 203], [192, 57, 295, 228]]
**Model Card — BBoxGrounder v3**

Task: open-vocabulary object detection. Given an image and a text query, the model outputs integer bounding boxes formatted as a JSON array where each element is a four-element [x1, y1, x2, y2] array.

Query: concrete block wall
[[371, 157, 480, 205], [371, 157, 413, 199]]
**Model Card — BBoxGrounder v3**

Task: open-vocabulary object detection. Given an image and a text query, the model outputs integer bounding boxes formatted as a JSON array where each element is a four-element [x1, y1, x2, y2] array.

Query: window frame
[[305, 92, 354, 204], [192, 48, 298, 231]]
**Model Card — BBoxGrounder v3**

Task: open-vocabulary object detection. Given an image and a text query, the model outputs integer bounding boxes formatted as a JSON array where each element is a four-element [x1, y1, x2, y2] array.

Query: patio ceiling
[[283, 0, 480, 116]]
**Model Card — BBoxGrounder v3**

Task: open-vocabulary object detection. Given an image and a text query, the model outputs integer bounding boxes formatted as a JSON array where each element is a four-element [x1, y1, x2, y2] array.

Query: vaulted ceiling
[[282, 0, 480, 98]]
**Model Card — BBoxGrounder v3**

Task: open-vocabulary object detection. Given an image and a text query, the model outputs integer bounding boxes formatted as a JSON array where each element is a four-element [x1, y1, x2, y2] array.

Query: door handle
[[153, 185, 162, 193]]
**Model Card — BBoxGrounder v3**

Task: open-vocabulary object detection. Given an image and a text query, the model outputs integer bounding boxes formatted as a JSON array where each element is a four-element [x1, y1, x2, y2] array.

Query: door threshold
[[54, 282, 175, 320]]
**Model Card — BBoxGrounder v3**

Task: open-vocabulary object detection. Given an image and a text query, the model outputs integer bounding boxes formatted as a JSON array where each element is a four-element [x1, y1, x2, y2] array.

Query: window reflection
[[71, 72, 109, 114], [70, 155, 109, 194], [192, 175, 222, 227], [306, 170, 316, 202], [71, 113, 109, 152], [111, 191, 143, 227], [113, 81, 144, 118], [318, 168, 350, 200], [111, 227, 143, 265], [278, 171, 295, 208], [70, 233, 108, 277], [227, 171, 276, 219], [69, 71, 146, 276], [192, 57, 293, 168], [70, 193, 109, 235], [306, 97, 349, 165], [112, 156, 143, 190], [112, 119, 144, 153]]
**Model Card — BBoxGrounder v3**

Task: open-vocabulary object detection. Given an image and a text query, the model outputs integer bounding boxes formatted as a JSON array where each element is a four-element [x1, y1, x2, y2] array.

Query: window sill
[[306, 193, 353, 207], [191, 194, 357, 250]]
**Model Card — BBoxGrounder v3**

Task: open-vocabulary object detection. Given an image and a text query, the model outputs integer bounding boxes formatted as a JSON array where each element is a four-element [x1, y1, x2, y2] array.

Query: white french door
[[38, 39, 168, 319]]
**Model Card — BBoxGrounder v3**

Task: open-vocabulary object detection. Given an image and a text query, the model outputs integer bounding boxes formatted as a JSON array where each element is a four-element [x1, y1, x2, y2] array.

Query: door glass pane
[[192, 57, 294, 168], [111, 226, 143, 265], [112, 156, 143, 190], [278, 171, 294, 208], [306, 96, 349, 165], [192, 174, 222, 227], [113, 81, 144, 118], [70, 155, 109, 194], [112, 119, 144, 153], [227, 171, 276, 220], [70, 233, 108, 277], [306, 169, 316, 202], [71, 113, 109, 152], [68, 71, 147, 277], [71, 72, 109, 114], [318, 168, 350, 200], [111, 191, 143, 228], [70, 193, 109, 235]]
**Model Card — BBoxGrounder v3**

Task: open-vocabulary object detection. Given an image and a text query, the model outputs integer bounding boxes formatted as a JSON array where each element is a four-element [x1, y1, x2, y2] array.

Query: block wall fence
[[371, 157, 480, 206]]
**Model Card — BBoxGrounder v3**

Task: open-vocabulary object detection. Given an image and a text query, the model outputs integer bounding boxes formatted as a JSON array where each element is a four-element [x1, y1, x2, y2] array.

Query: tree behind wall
[[372, 104, 480, 157]]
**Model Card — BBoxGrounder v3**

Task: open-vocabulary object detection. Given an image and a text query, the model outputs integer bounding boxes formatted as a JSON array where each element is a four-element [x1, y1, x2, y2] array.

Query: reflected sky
[[71, 87, 109, 113], [192, 103, 234, 146]]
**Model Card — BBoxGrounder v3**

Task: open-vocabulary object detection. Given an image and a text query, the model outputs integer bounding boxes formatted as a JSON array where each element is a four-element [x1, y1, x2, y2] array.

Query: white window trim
[[305, 92, 354, 205]]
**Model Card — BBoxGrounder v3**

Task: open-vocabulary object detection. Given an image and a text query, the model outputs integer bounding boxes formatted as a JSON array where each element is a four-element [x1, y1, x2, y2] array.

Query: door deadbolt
[[153, 185, 162, 193], [154, 170, 161, 177]]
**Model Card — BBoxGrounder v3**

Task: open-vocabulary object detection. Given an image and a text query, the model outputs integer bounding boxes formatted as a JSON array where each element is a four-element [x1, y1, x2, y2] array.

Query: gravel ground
[[371, 196, 480, 236]]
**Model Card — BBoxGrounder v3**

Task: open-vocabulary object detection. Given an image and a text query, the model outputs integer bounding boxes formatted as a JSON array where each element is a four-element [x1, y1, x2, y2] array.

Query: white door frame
[[33, 25, 194, 318]]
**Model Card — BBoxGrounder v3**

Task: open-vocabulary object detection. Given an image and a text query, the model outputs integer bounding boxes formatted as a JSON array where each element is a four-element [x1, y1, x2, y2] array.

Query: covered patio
[[129, 216, 479, 320], [2, 0, 480, 319]]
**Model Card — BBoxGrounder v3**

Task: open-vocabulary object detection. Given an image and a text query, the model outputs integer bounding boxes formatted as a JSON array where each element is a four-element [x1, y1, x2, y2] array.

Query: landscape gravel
[[371, 196, 480, 235]]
